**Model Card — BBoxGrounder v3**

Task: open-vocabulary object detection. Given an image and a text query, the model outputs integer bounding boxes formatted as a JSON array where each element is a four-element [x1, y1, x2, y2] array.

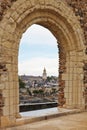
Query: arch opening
[[18, 24, 59, 112], [15, 9, 84, 109]]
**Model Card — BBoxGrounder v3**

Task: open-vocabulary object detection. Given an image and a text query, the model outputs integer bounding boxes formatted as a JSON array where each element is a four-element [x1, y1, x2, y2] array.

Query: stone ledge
[[15, 109, 83, 127]]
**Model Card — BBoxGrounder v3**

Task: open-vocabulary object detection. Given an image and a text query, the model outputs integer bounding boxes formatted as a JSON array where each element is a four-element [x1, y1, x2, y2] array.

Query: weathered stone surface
[[0, 0, 86, 128], [0, 91, 4, 117]]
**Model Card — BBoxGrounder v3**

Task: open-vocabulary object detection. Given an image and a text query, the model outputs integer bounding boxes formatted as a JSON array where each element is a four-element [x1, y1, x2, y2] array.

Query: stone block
[[62, 74, 68, 80], [3, 106, 9, 116], [69, 87, 73, 93], [0, 84, 5, 90], [64, 86, 69, 93], [5, 97, 10, 107], [68, 81, 73, 87], [1, 73, 8, 82], [6, 64, 12, 72], [9, 82, 14, 90], [1, 116, 10, 127], [8, 73, 13, 82], [9, 105, 14, 115], [3, 90, 9, 98], [65, 81, 69, 87], [9, 89, 14, 98], [5, 82, 10, 90]]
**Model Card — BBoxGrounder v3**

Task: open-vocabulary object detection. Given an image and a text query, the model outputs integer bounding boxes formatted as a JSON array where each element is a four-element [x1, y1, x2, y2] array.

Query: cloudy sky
[[18, 24, 59, 76]]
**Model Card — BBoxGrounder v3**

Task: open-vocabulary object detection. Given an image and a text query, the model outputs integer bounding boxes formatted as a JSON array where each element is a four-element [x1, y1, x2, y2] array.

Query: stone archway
[[0, 0, 85, 127]]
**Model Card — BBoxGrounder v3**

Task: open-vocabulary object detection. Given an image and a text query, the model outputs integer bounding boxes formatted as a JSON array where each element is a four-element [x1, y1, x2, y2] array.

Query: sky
[[18, 24, 59, 76]]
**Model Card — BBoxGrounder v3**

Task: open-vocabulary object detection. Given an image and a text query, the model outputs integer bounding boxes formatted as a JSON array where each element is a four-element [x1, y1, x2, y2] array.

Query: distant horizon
[[19, 74, 58, 77]]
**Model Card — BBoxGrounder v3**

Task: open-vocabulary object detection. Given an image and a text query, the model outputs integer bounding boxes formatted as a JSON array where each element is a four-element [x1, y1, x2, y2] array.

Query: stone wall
[[56, 0, 86, 107], [57, 0, 87, 107], [0, 0, 87, 41], [0, 63, 7, 116], [58, 44, 66, 107], [0, 91, 4, 116], [0, 1, 86, 41], [0, 0, 86, 127], [65, 0, 87, 109], [65, 0, 87, 45], [0, 0, 86, 108]]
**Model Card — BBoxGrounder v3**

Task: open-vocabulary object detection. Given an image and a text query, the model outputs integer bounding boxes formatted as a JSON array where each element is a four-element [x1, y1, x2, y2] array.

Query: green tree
[[33, 90, 39, 96], [47, 76, 51, 82], [19, 78, 25, 88], [27, 89, 32, 96], [39, 89, 44, 96], [51, 88, 56, 94]]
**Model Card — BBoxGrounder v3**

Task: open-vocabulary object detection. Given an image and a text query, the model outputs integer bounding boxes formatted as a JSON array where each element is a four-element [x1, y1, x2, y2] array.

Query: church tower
[[42, 67, 47, 80]]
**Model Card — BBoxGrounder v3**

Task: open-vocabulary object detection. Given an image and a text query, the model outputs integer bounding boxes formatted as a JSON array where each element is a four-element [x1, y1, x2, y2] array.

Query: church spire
[[42, 67, 47, 80]]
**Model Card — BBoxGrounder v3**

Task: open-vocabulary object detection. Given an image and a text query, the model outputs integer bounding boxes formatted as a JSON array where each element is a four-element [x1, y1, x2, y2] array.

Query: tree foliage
[[19, 78, 25, 88], [33, 89, 44, 96], [27, 89, 32, 96]]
